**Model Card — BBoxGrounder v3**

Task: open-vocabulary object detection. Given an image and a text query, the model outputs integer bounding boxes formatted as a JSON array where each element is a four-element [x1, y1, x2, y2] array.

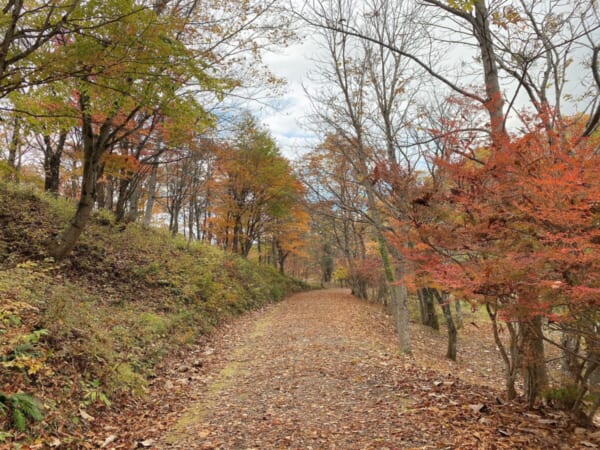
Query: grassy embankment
[[0, 181, 306, 445]]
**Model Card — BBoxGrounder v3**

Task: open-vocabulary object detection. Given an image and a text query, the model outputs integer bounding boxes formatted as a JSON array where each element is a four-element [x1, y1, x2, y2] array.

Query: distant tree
[[298, 135, 371, 300], [211, 115, 306, 258], [270, 208, 310, 274], [320, 243, 334, 284]]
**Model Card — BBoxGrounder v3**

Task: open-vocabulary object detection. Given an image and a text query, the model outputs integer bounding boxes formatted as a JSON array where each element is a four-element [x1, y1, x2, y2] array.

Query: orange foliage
[[395, 114, 600, 324]]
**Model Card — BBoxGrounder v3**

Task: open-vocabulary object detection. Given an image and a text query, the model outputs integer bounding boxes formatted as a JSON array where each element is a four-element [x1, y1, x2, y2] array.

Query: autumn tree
[[210, 115, 305, 259], [161, 139, 215, 237], [394, 111, 599, 417], [96, 0, 294, 227], [302, 0, 427, 352], [298, 135, 373, 300], [447, 119, 599, 417], [300, 0, 600, 404], [0, 111, 24, 180], [0, 0, 294, 259], [19, 0, 219, 259], [269, 207, 310, 274]]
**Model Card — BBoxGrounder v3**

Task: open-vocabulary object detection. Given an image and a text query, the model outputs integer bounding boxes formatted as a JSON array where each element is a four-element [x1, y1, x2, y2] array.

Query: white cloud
[[256, 38, 325, 160]]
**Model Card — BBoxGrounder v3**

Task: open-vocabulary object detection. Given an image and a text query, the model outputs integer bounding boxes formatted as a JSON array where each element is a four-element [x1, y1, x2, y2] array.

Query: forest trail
[[151, 289, 576, 450]]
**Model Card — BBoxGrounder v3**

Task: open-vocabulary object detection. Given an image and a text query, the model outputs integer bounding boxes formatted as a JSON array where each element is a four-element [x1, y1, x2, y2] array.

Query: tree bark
[[487, 302, 519, 400], [432, 289, 457, 361], [232, 217, 241, 254], [276, 240, 287, 275], [187, 197, 195, 241], [49, 140, 100, 259], [472, 0, 506, 142], [42, 132, 67, 194], [521, 316, 549, 407], [96, 179, 106, 209], [271, 238, 277, 267], [7, 117, 20, 180], [126, 186, 141, 223], [418, 287, 439, 330], [115, 177, 130, 222], [454, 299, 463, 329], [106, 175, 114, 210], [377, 235, 410, 353], [143, 163, 158, 226], [561, 333, 580, 381], [49, 93, 110, 259], [169, 203, 180, 235], [68, 159, 79, 199]]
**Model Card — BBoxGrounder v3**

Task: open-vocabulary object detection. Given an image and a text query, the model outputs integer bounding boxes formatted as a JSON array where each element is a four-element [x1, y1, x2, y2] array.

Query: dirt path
[[151, 289, 580, 450]]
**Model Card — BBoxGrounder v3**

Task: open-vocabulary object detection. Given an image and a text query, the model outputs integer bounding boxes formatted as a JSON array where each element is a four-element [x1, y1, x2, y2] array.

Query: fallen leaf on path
[[100, 434, 117, 448], [79, 408, 95, 422]]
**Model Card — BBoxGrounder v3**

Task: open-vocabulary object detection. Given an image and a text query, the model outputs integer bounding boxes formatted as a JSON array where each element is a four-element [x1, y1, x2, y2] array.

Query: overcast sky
[[252, 3, 599, 162], [255, 38, 321, 161]]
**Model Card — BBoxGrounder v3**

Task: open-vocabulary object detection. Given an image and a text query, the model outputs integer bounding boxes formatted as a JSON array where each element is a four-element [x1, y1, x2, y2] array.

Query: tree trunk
[[49, 91, 114, 260], [581, 363, 600, 425], [362, 173, 411, 342], [182, 205, 188, 239], [96, 179, 106, 209], [561, 333, 580, 381], [390, 281, 410, 353], [126, 186, 142, 223], [44, 152, 62, 194], [232, 218, 241, 254], [432, 289, 457, 361], [7, 117, 20, 180], [278, 251, 287, 274], [418, 287, 439, 330], [378, 238, 410, 353], [351, 276, 368, 300], [43, 133, 66, 194], [68, 159, 79, 199], [187, 198, 195, 241], [521, 316, 549, 407], [271, 238, 277, 266], [454, 299, 463, 329], [364, 205, 410, 353], [472, 0, 506, 143], [321, 244, 333, 284], [242, 232, 253, 258], [487, 302, 519, 400], [115, 177, 130, 222], [96, 162, 108, 210], [418, 288, 426, 324], [195, 200, 202, 242], [143, 163, 158, 227], [106, 175, 114, 211], [275, 240, 287, 274], [169, 203, 180, 235], [50, 143, 100, 259]]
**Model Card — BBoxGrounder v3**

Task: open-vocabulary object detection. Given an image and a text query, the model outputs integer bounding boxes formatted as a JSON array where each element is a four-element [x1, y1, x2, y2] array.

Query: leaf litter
[[89, 289, 596, 449]]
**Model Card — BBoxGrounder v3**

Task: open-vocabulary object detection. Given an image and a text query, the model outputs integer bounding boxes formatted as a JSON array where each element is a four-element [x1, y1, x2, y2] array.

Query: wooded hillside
[[0, 182, 305, 445]]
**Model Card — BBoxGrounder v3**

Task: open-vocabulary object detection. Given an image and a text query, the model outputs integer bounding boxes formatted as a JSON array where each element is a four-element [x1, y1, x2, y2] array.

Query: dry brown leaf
[[100, 434, 117, 448]]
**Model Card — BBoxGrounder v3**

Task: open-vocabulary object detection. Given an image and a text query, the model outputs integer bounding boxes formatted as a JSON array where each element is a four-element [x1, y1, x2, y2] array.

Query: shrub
[[0, 393, 43, 432]]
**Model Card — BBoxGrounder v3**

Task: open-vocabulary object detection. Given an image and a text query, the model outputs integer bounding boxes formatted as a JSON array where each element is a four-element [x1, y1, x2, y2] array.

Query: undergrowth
[[0, 181, 306, 444]]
